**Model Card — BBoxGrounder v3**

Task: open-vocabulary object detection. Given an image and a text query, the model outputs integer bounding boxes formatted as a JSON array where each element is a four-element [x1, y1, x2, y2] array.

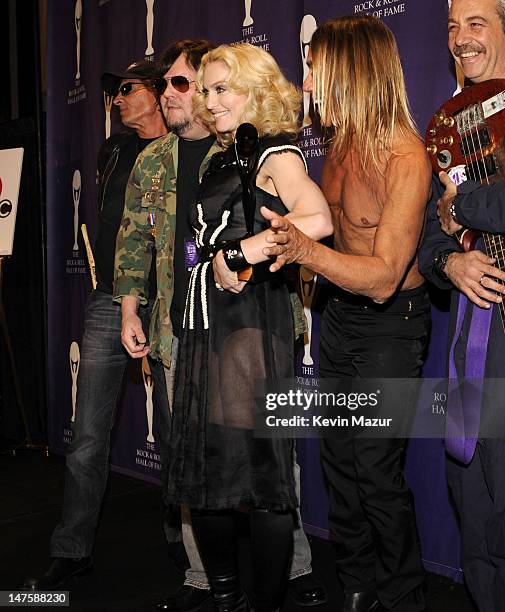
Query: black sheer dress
[[166, 135, 307, 512]]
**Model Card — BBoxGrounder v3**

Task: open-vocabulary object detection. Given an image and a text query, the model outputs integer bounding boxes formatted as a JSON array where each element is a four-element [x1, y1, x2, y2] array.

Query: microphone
[[235, 122, 259, 165], [234, 123, 259, 236]]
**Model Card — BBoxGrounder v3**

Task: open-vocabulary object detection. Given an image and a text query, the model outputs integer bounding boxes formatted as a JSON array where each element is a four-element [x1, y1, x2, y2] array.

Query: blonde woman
[[165, 43, 332, 612]]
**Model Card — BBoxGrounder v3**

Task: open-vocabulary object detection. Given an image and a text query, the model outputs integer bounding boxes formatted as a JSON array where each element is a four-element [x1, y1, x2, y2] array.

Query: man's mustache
[[453, 43, 485, 57]]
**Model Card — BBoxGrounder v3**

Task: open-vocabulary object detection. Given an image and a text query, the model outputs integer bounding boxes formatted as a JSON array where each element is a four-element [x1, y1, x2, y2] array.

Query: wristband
[[238, 266, 253, 282], [222, 239, 250, 272], [434, 249, 454, 281]]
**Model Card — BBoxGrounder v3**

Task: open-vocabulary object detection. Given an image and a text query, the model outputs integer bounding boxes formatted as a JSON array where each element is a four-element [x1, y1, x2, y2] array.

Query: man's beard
[[165, 117, 192, 136]]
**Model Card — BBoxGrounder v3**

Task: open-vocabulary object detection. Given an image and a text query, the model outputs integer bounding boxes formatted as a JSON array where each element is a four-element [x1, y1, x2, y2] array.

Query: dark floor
[[0, 453, 476, 611]]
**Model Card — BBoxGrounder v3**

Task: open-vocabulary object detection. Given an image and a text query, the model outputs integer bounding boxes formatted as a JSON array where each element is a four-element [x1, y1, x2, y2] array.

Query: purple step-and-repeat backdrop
[[47, 0, 461, 581]]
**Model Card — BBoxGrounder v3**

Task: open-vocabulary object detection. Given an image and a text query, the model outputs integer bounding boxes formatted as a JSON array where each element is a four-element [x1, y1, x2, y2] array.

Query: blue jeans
[[50, 289, 168, 557]]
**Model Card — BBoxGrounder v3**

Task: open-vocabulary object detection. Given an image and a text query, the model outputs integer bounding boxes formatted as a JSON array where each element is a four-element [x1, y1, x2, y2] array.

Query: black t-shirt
[[95, 134, 157, 295], [171, 135, 216, 336]]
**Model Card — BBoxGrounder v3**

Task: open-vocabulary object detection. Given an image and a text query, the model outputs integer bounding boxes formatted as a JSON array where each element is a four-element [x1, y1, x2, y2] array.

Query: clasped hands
[[212, 207, 314, 292], [212, 249, 247, 293]]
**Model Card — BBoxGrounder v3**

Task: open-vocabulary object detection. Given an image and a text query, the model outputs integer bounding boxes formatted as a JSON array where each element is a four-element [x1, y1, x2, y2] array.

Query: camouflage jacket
[[113, 132, 221, 367]]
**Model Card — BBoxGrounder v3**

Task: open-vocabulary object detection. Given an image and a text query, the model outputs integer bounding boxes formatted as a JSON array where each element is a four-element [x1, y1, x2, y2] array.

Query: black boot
[[341, 590, 381, 612], [191, 511, 248, 612], [250, 509, 294, 612], [211, 575, 249, 612], [289, 573, 327, 607], [22, 557, 92, 590], [156, 585, 211, 612]]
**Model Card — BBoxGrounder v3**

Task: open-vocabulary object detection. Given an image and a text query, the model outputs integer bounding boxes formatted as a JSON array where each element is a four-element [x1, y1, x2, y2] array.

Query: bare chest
[[322, 159, 383, 239]]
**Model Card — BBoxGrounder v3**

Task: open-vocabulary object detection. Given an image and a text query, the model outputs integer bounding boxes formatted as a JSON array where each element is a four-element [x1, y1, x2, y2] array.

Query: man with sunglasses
[[114, 39, 327, 612], [113, 41, 216, 612], [23, 60, 169, 592]]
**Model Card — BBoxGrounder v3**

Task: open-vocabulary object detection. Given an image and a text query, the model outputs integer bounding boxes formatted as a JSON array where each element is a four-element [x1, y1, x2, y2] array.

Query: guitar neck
[[483, 232, 505, 332]]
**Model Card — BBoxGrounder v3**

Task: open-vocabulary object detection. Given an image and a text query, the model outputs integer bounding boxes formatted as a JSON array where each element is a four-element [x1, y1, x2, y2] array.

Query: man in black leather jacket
[[23, 60, 168, 591]]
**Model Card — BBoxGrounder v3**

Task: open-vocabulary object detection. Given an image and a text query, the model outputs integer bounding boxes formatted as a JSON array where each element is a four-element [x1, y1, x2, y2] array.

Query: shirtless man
[[263, 16, 430, 612]]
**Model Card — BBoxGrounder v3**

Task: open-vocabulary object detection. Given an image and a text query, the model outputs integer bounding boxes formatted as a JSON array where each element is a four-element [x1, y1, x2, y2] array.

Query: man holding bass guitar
[[419, 1, 505, 610]]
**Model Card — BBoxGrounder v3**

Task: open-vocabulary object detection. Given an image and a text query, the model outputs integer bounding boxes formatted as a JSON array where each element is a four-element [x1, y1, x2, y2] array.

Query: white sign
[[0, 148, 24, 256]]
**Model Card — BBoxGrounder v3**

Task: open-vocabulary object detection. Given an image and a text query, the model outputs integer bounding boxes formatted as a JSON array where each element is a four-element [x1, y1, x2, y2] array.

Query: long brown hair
[[311, 15, 418, 176]]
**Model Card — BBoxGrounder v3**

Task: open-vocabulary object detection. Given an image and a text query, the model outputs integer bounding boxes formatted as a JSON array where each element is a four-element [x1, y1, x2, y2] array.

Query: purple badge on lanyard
[[184, 238, 199, 268]]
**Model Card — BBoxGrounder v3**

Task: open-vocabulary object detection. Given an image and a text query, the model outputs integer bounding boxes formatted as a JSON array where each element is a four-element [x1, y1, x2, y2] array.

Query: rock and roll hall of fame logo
[[297, 15, 328, 161], [66, 169, 86, 276], [68, 0, 87, 104], [235, 1, 270, 51]]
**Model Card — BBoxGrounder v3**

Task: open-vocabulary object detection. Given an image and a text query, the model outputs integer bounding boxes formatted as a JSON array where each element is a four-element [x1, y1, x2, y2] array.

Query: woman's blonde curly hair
[[194, 43, 302, 146]]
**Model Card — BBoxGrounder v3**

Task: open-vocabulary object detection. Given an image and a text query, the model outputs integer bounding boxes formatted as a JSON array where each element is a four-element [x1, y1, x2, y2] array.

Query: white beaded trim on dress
[[183, 209, 231, 331]]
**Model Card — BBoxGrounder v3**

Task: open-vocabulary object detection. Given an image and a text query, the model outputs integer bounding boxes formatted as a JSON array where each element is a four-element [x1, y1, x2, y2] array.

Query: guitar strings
[[450, 99, 505, 329], [466, 101, 505, 329]]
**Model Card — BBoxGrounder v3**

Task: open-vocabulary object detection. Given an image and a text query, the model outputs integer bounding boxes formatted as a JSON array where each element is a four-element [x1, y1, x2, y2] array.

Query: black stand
[[0, 256, 48, 455]]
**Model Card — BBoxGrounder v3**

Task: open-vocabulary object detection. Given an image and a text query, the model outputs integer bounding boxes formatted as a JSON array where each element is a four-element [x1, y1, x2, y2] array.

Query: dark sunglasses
[[153, 75, 195, 94], [116, 81, 150, 97]]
